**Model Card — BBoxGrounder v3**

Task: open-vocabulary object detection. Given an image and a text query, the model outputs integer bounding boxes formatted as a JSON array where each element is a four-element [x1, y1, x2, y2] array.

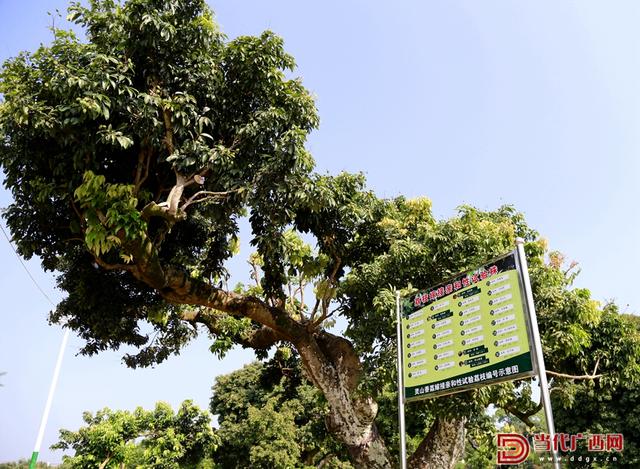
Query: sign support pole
[[515, 238, 560, 469], [30, 329, 70, 469], [396, 290, 408, 469]]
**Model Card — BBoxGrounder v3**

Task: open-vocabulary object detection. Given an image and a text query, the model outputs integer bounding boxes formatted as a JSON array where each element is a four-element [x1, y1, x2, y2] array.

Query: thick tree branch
[[310, 297, 321, 322], [141, 201, 185, 224], [183, 308, 285, 350], [93, 255, 134, 272], [113, 231, 303, 342], [98, 455, 112, 469], [408, 417, 466, 469], [157, 267, 303, 341], [164, 172, 188, 215], [503, 401, 543, 428]]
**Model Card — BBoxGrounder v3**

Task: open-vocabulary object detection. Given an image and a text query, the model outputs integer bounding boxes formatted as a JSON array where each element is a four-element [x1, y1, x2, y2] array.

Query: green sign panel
[[401, 252, 536, 401]]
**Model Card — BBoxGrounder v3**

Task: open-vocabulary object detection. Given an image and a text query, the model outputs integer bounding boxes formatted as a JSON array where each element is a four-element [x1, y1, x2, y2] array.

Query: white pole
[[396, 291, 408, 469], [515, 238, 560, 469], [30, 328, 70, 469]]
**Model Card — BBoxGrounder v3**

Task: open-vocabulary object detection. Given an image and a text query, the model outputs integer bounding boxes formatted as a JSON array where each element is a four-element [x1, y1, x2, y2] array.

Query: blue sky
[[1, 0, 639, 463]]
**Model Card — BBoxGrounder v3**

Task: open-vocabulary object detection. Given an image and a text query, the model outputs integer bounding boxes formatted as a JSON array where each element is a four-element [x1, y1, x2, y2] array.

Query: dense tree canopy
[[552, 310, 640, 468], [52, 400, 216, 468], [210, 358, 353, 468], [1, 1, 638, 467], [0, 0, 319, 364]]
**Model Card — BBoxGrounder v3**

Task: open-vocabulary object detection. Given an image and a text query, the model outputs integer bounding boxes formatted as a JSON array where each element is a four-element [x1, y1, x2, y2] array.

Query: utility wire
[[0, 222, 56, 306]]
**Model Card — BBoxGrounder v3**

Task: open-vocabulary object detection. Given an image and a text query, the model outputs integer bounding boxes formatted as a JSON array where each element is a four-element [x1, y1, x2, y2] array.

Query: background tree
[[448, 405, 547, 469], [551, 308, 640, 468], [52, 400, 216, 468], [0, 461, 51, 469], [1, 1, 638, 468], [210, 355, 353, 469]]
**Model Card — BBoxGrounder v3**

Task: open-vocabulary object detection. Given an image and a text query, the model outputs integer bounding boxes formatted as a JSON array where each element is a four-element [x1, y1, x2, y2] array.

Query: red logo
[[497, 433, 530, 464]]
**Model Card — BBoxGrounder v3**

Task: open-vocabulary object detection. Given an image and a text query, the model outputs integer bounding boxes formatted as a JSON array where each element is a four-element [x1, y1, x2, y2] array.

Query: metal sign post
[[395, 290, 408, 469], [515, 238, 560, 469]]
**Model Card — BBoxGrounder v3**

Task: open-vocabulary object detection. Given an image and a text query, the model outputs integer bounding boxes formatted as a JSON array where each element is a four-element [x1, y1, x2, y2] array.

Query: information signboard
[[400, 251, 536, 401]]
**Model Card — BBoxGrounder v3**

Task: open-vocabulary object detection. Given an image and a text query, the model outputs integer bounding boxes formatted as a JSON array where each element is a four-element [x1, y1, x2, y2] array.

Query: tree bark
[[408, 417, 466, 469], [295, 332, 393, 469]]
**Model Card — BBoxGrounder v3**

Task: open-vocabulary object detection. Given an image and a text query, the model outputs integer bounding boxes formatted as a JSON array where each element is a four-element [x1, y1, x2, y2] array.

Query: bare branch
[[309, 297, 321, 323], [546, 370, 603, 380], [467, 435, 480, 451], [62, 237, 85, 243], [134, 143, 152, 193], [547, 357, 603, 380], [296, 276, 306, 311], [181, 189, 241, 210], [70, 199, 85, 230], [250, 259, 261, 288], [310, 257, 341, 327], [162, 108, 174, 155], [288, 283, 294, 309]]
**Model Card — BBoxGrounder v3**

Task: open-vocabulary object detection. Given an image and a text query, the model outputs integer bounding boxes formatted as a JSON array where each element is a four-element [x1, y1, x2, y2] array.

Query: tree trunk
[[408, 417, 466, 469], [345, 423, 393, 469], [295, 332, 394, 469]]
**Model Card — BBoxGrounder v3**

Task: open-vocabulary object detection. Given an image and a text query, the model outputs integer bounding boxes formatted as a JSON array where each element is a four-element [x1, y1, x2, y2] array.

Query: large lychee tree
[[2, 1, 639, 468]]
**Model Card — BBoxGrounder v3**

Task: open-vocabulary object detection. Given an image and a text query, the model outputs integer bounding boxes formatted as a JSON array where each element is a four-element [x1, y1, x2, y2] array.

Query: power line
[[0, 222, 56, 307]]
